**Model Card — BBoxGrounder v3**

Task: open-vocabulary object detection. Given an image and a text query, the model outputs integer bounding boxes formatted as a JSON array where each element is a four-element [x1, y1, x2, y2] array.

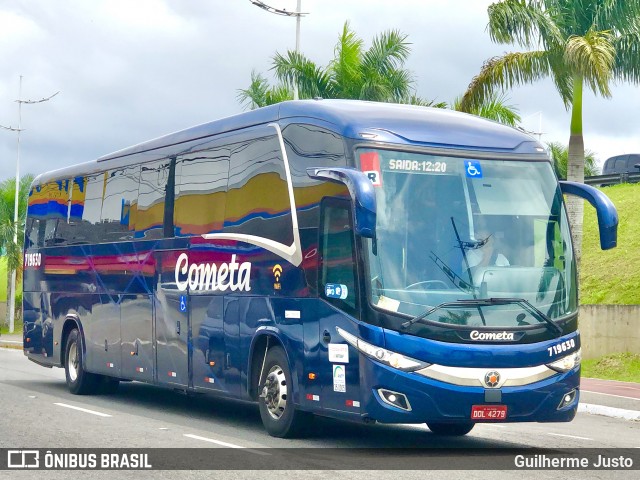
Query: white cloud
[[0, 0, 638, 179]]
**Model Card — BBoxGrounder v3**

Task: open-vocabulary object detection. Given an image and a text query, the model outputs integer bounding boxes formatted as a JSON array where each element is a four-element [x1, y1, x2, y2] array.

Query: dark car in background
[[603, 154, 640, 175]]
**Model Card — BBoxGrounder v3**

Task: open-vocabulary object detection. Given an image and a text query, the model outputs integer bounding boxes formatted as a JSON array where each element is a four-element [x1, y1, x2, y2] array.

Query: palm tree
[[546, 141, 599, 179], [238, 22, 441, 108], [236, 70, 292, 110], [0, 174, 34, 328], [459, 0, 640, 261], [454, 92, 521, 127]]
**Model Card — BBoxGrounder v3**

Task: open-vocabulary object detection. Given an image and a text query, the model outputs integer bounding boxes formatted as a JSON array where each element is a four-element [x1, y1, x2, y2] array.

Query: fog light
[[558, 388, 577, 409], [377, 388, 411, 411]]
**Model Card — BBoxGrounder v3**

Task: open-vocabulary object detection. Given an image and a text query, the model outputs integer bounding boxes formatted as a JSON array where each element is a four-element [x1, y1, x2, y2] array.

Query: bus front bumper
[[360, 357, 580, 424]]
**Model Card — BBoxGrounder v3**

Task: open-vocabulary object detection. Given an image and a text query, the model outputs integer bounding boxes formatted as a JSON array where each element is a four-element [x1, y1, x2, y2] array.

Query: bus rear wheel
[[257, 346, 311, 438], [426, 422, 475, 436], [64, 328, 99, 395]]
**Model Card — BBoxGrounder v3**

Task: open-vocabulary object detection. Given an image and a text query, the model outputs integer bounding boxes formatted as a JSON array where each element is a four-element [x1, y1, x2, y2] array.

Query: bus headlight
[[546, 349, 581, 373], [336, 327, 429, 372]]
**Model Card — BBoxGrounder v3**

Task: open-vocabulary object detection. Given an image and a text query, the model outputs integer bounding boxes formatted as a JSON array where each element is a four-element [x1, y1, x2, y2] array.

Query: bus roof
[[34, 99, 543, 185]]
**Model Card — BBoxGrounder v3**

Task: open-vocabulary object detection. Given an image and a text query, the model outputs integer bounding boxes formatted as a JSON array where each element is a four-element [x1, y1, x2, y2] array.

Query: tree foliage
[[453, 92, 521, 126], [546, 141, 599, 179], [1, 174, 33, 326], [461, 0, 640, 260], [237, 21, 440, 108]]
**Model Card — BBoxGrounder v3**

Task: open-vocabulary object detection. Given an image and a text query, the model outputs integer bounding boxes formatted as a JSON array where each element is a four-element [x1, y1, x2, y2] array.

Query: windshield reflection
[[361, 148, 577, 330]]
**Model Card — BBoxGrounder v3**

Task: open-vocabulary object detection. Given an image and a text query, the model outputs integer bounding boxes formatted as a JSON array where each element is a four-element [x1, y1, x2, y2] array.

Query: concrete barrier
[[579, 305, 640, 359]]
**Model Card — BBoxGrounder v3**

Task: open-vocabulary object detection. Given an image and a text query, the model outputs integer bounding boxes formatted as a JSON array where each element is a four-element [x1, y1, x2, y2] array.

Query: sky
[[1, 0, 639, 182]]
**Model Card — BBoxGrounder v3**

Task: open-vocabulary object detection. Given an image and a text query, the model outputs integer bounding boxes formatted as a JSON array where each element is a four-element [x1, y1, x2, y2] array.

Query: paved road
[[1, 347, 639, 479]]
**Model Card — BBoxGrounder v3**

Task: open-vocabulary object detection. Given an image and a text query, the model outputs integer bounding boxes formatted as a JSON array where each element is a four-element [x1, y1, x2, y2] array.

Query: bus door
[[190, 294, 226, 392], [317, 198, 362, 414], [154, 249, 190, 388]]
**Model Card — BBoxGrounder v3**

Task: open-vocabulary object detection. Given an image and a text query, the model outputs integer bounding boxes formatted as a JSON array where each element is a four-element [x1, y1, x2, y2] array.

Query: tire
[[64, 328, 99, 395], [427, 422, 475, 436], [257, 346, 311, 438]]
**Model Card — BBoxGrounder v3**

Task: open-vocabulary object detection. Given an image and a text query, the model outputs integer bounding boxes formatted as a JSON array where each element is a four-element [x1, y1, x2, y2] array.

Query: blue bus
[[23, 100, 617, 437]]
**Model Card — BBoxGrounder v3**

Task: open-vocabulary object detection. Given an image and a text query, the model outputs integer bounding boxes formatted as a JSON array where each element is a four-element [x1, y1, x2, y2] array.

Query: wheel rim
[[68, 342, 78, 382], [261, 365, 287, 420]]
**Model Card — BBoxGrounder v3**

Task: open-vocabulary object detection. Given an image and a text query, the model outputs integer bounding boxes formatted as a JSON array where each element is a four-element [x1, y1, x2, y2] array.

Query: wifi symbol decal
[[273, 264, 283, 290]]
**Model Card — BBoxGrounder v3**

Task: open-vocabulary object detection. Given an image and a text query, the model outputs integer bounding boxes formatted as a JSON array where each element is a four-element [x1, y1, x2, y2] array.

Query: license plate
[[471, 405, 507, 420]]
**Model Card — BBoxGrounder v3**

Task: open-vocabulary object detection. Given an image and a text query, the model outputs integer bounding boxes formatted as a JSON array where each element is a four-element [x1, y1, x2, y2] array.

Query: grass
[[580, 182, 640, 304], [0, 321, 22, 335], [581, 353, 640, 383]]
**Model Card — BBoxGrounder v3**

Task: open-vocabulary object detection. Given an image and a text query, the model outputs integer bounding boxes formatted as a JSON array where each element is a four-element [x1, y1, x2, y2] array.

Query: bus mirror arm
[[559, 181, 618, 250], [307, 167, 377, 238]]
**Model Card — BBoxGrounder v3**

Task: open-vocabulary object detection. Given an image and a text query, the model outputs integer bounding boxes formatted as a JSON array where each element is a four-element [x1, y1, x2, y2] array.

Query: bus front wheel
[[427, 422, 475, 436], [257, 346, 311, 438], [64, 329, 99, 395]]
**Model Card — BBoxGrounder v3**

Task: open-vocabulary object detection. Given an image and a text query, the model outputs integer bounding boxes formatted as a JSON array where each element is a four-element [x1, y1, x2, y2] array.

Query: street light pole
[[294, 0, 301, 100], [249, 0, 307, 100], [1, 75, 58, 333]]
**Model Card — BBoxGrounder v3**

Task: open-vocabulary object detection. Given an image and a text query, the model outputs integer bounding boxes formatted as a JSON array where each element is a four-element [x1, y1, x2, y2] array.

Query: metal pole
[[249, 1, 307, 101], [1, 76, 58, 333], [8, 76, 23, 334], [293, 0, 301, 100]]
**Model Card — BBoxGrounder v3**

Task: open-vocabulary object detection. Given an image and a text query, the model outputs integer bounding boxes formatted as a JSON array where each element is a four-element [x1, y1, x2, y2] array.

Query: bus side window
[[41, 181, 68, 247], [226, 135, 294, 246], [99, 165, 139, 241], [174, 147, 229, 236], [319, 199, 358, 316], [137, 160, 174, 240]]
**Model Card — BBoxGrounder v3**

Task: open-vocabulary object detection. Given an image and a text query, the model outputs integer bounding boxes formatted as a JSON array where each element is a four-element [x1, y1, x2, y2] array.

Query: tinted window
[[614, 157, 627, 173], [320, 200, 358, 314], [282, 123, 349, 291], [102, 165, 140, 241], [225, 135, 293, 245], [175, 147, 229, 236], [41, 180, 70, 246], [136, 160, 172, 239], [69, 173, 105, 244], [282, 123, 348, 226], [25, 218, 42, 249], [627, 155, 640, 172]]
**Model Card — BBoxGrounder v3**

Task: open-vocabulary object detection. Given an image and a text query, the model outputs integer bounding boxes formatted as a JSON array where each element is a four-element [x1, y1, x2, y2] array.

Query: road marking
[[547, 433, 592, 441], [581, 390, 640, 402], [54, 403, 112, 417], [183, 434, 269, 456], [0, 340, 22, 344]]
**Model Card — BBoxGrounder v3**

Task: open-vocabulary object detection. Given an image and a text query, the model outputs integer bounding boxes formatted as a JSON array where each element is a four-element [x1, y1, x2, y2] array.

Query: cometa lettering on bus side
[[175, 253, 252, 292], [470, 330, 515, 341]]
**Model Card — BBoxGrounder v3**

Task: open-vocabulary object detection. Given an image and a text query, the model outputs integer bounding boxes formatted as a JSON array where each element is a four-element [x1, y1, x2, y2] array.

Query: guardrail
[[584, 172, 640, 187]]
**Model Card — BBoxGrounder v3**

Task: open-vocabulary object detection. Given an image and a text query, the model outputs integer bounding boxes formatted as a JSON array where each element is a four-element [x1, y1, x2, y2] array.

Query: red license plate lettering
[[471, 405, 507, 420]]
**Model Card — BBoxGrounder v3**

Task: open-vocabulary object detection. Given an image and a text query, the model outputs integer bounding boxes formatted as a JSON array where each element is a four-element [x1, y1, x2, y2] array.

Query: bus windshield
[[361, 148, 577, 332]]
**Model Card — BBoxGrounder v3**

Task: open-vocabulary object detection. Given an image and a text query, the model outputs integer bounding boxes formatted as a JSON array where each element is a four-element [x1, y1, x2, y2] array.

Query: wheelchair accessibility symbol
[[180, 295, 187, 312], [465, 160, 483, 178]]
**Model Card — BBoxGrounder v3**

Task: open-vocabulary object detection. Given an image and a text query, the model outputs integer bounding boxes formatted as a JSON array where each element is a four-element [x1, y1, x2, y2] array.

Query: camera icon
[[7, 450, 40, 469]]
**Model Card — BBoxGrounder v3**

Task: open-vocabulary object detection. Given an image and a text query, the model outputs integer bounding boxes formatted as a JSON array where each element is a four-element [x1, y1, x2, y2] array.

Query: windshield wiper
[[401, 302, 450, 330], [401, 297, 563, 335]]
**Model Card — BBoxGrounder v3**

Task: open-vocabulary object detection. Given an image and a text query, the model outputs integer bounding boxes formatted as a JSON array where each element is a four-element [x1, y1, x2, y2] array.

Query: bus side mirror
[[307, 167, 376, 238], [559, 181, 618, 250]]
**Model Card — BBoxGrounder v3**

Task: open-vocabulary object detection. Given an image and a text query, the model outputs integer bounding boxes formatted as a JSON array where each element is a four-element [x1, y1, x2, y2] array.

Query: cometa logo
[[175, 253, 252, 292], [470, 330, 515, 341]]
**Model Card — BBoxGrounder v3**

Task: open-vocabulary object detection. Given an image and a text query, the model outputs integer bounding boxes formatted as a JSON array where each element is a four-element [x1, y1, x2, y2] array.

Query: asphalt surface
[[1, 334, 639, 479]]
